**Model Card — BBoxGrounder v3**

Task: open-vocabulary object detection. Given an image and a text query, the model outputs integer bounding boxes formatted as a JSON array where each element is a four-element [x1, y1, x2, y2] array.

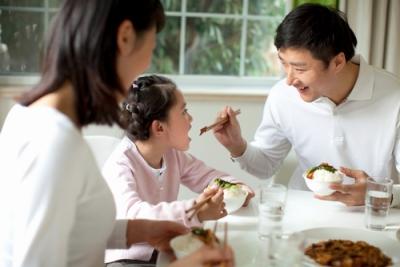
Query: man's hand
[[315, 167, 368, 206], [213, 106, 247, 157]]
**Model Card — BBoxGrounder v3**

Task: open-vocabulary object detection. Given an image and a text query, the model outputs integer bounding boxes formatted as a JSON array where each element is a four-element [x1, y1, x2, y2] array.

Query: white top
[[235, 55, 400, 203], [0, 105, 127, 267]]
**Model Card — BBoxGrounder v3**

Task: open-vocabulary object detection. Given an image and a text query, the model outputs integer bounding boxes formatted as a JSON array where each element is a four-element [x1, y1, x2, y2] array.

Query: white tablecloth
[[157, 189, 400, 266]]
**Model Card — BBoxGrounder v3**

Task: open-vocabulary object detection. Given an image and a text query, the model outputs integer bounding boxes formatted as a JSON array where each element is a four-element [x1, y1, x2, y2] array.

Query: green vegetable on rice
[[214, 178, 238, 190]]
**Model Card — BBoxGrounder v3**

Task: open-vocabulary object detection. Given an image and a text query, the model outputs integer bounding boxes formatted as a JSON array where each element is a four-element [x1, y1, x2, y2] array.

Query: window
[[0, 0, 287, 90]]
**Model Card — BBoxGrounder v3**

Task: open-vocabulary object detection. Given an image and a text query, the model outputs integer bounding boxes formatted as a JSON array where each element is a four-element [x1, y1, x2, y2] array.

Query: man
[[213, 3, 400, 207]]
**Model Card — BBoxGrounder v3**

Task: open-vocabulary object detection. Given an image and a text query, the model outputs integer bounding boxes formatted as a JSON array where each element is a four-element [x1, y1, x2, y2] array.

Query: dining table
[[156, 189, 400, 267]]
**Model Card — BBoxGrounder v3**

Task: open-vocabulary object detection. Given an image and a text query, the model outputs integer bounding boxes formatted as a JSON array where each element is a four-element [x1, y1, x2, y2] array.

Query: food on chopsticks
[[191, 227, 219, 245], [306, 163, 343, 182], [304, 239, 392, 267], [212, 178, 248, 213], [199, 109, 241, 136], [170, 227, 219, 258]]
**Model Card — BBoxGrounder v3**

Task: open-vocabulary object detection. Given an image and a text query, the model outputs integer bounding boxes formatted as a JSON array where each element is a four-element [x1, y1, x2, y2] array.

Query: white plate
[[300, 227, 400, 266]]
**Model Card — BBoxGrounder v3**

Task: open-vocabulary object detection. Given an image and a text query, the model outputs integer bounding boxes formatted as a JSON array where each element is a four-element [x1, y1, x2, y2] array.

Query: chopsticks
[[220, 222, 228, 267], [210, 221, 228, 267], [199, 109, 241, 136], [186, 195, 213, 221]]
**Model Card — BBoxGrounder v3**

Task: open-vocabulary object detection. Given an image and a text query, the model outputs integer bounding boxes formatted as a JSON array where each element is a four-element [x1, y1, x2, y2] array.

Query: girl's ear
[[117, 20, 136, 56], [150, 120, 164, 137]]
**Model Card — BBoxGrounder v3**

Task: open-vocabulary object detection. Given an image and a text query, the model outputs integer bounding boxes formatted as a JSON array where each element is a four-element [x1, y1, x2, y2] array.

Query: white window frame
[[0, 0, 292, 94]]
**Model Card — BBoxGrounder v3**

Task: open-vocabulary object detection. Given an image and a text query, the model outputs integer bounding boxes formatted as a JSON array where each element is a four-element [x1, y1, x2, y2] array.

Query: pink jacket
[[103, 137, 239, 262]]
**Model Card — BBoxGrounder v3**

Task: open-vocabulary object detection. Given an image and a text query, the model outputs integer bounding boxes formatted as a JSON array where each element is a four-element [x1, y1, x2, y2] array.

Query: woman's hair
[[274, 3, 357, 67], [121, 75, 177, 141], [19, 0, 165, 127]]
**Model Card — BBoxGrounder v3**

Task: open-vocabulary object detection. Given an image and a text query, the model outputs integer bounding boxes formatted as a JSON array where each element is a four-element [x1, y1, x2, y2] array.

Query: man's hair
[[19, 0, 165, 127], [274, 3, 357, 66]]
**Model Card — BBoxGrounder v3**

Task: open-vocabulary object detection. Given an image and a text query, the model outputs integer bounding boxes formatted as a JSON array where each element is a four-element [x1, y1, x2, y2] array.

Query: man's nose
[[286, 68, 295, 86]]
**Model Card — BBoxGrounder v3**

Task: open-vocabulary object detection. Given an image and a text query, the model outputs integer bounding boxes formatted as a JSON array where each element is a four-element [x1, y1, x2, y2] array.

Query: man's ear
[[332, 52, 346, 74], [150, 120, 165, 137], [117, 20, 135, 56]]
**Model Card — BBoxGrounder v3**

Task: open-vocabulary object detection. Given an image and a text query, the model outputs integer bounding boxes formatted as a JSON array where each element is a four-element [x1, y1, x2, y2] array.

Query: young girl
[[103, 74, 254, 264]]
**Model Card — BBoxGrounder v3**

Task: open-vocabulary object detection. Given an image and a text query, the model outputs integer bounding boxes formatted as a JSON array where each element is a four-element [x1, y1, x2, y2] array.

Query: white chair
[[84, 135, 121, 168]]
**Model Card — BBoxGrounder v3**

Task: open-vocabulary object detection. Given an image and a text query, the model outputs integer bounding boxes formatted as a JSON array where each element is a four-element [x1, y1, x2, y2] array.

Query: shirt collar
[[346, 54, 374, 101]]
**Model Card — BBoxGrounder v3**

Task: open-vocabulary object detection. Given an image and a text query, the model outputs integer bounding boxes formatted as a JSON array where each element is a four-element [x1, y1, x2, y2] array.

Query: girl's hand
[[168, 245, 235, 267], [238, 184, 255, 207], [195, 187, 227, 222]]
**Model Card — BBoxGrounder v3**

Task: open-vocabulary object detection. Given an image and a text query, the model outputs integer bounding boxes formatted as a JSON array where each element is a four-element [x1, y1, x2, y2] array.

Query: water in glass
[[365, 190, 391, 230]]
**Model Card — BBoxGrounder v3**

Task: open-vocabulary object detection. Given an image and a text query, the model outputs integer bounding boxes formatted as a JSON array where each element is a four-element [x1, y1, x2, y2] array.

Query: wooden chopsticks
[[185, 195, 213, 221], [210, 221, 228, 267], [199, 109, 241, 136], [220, 222, 228, 267]]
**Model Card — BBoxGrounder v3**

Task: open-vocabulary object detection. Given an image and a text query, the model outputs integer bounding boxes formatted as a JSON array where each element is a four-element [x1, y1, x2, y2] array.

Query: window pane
[[0, 0, 44, 7], [293, 0, 338, 8], [150, 16, 180, 74], [49, 0, 61, 8], [185, 18, 241, 75], [187, 0, 242, 14], [245, 19, 282, 76], [161, 0, 181, 12], [248, 0, 286, 16], [0, 10, 44, 73]]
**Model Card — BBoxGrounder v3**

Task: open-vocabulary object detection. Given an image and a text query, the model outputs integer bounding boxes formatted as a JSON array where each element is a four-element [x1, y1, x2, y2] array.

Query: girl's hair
[[19, 0, 165, 127], [121, 75, 177, 141]]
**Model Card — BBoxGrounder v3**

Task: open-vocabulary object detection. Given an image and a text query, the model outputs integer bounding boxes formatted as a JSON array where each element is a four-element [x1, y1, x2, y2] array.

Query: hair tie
[[125, 103, 134, 112]]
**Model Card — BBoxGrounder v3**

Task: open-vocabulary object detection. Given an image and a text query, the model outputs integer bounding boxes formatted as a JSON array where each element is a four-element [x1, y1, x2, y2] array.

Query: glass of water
[[258, 183, 287, 239], [364, 177, 393, 230]]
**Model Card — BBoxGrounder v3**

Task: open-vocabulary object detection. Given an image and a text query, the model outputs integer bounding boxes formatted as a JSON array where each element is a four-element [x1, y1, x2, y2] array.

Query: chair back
[[84, 135, 121, 168]]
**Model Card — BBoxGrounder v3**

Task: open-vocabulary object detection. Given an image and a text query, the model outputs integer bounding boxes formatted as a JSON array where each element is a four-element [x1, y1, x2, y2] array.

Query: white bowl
[[303, 172, 343, 196], [170, 232, 204, 259], [223, 186, 248, 214]]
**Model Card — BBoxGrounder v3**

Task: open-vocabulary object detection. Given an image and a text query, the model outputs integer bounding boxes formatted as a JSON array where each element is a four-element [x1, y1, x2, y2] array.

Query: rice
[[313, 169, 342, 182]]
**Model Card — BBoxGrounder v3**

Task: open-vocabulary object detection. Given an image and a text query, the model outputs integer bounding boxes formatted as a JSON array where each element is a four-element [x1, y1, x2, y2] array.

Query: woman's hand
[[195, 187, 227, 222], [315, 167, 368, 206], [168, 245, 235, 267], [213, 106, 247, 157], [126, 220, 188, 251]]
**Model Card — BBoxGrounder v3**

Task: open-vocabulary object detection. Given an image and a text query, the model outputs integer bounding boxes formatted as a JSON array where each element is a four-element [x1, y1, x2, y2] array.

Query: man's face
[[278, 48, 337, 102]]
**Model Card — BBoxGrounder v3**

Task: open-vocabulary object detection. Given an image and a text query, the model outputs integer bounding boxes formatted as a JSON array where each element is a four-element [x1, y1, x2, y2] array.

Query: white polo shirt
[[235, 55, 400, 205]]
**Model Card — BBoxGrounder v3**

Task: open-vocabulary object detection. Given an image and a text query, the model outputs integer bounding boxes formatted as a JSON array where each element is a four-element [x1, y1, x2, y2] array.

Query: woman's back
[[0, 105, 116, 267]]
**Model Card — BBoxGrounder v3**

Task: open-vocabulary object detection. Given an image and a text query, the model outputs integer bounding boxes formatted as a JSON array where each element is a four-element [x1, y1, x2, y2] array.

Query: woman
[[0, 1, 233, 267]]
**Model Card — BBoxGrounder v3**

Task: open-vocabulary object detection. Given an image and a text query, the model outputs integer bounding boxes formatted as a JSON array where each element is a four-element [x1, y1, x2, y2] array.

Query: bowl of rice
[[212, 178, 248, 214], [303, 163, 343, 196]]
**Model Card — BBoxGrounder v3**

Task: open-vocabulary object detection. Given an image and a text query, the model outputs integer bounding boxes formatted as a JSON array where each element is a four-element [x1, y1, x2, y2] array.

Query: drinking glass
[[364, 177, 393, 230], [267, 231, 306, 267], [258, 183, 287, 239]]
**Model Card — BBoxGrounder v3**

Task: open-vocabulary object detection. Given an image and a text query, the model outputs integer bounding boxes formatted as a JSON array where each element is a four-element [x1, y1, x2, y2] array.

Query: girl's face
[[163, 90, 193, 151]]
